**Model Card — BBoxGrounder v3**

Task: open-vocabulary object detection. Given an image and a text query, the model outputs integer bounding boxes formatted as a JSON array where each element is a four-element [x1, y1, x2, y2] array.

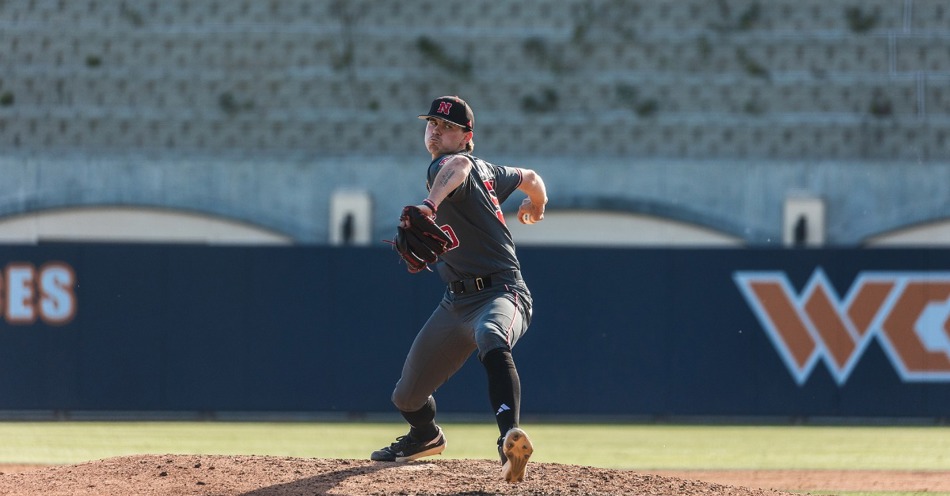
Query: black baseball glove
[[388, 205, 453, 273]]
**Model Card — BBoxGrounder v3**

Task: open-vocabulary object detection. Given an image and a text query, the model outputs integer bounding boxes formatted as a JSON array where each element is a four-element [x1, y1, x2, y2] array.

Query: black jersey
[[426, 153, 524, 282]]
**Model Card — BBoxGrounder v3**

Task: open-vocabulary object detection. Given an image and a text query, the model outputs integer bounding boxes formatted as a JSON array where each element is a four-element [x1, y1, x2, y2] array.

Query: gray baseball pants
[[391, 281, 531, 412]]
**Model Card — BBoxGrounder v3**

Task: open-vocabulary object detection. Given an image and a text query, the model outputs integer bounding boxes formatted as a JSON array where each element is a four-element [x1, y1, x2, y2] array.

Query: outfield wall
[[1, 244, 949, 420]]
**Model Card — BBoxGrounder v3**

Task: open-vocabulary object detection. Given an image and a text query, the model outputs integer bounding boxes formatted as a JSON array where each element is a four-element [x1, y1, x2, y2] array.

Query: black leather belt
[[448, 270, 521, 295]]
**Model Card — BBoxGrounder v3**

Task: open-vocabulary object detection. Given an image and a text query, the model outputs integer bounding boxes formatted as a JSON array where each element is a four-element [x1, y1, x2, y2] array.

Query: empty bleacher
[[3, 0, 950, 246], [1, 0, 948, 161]]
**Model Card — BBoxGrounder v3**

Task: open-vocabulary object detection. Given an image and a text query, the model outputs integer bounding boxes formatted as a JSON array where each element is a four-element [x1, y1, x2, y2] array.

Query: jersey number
[[483, 180, 506, 224], [440, 225, 460, 251]]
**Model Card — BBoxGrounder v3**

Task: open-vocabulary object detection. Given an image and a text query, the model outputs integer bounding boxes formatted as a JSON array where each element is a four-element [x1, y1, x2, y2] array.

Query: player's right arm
[[516, 168, 547, 224]]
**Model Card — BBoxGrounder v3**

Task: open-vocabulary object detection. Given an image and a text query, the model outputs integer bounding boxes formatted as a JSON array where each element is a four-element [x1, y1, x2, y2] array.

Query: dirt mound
[[0, 454, 796, 496]]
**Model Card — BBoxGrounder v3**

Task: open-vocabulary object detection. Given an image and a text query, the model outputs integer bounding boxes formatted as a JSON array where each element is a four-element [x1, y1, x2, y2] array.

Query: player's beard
[[427, 137, 464, 156]]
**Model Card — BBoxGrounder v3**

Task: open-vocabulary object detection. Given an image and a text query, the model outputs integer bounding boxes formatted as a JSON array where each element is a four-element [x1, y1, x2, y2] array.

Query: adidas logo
[[496, 404, 511, 416]]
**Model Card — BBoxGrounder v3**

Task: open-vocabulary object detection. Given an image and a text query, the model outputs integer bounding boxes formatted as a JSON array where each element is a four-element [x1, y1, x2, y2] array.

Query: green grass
[[1, 422, 948, 495], [526, 424, 950, 470], [1, 422, 949, 470]]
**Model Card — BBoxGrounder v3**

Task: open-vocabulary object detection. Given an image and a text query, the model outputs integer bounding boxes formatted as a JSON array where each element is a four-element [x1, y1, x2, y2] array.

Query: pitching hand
[[517, 198, 545, 225]]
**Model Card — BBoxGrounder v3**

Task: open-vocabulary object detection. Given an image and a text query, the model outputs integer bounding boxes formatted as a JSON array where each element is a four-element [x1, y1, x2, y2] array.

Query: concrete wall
[[2, 153, 948, 246]]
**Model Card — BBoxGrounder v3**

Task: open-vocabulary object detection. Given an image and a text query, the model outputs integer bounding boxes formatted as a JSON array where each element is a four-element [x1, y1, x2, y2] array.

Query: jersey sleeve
[[492, 164, 523, 204]]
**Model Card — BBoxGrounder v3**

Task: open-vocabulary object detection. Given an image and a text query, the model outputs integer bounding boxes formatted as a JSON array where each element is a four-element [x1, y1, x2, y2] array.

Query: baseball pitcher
[[374, 95, 547, 483]]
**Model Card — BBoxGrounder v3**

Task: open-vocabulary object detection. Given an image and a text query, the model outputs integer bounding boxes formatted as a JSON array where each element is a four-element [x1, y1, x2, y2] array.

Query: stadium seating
[[2, 0, 949, 245], [2, 0, 946, 160]]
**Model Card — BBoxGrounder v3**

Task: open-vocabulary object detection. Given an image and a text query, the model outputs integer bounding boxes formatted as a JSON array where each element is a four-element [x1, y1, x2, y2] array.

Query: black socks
[[401, 395, 439, 441], [400, 349, 522, 441], [481, 347, 521, 436]]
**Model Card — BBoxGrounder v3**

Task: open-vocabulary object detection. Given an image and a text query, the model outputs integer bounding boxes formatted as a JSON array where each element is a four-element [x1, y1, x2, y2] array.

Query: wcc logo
[[734, 269, 950, 385]]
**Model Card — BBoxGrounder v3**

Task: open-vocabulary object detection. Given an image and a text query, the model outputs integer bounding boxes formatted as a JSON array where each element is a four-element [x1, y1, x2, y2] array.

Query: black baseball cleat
[[370, 427, 446, 462], [501, 427, 533, 483]]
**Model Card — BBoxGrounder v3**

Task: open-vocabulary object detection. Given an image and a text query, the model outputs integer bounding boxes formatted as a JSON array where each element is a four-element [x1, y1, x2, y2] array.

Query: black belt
[[448, 270, 521, 295]]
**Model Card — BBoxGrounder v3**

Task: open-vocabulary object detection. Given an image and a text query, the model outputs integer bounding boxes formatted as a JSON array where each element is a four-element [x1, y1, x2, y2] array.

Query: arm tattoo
[[437, 169, 456, 188]]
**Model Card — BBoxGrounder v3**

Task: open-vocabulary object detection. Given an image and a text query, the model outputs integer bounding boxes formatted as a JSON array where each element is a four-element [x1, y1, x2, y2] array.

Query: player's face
[[425, 117, 471, 156]]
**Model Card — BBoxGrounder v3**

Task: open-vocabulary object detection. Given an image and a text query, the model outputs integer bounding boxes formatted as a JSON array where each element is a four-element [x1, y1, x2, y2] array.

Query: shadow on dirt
[[238, 461, 396, 496]]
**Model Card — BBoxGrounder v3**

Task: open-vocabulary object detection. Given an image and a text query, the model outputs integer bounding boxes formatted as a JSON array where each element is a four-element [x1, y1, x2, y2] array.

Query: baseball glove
[[389, 205, 453, 273]]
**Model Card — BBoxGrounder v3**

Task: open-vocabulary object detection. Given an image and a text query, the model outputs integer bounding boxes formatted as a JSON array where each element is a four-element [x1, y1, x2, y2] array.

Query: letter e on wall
[[6, 264, 36, 324]]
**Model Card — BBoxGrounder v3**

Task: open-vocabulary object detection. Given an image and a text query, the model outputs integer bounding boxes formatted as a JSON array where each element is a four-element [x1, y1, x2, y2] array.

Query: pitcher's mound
[[0, 454, 797, 495]]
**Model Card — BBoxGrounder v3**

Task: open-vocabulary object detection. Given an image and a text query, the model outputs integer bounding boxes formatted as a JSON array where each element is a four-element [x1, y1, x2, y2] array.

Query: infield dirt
[[0, 454, 795, 495], [2, 455, 948, 495]]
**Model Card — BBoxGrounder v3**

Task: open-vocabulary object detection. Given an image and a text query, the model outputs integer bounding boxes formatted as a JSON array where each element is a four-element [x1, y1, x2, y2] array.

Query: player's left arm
[[516, 168, 547, 225], [420, 155, 473, 216]]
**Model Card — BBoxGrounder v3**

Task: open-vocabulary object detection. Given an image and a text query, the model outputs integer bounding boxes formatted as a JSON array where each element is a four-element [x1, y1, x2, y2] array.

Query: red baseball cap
[[418, 96, 474, 131]]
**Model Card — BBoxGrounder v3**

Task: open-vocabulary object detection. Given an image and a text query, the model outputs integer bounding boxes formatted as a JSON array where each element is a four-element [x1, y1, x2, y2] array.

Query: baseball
[[522, 213, 531, 223]]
